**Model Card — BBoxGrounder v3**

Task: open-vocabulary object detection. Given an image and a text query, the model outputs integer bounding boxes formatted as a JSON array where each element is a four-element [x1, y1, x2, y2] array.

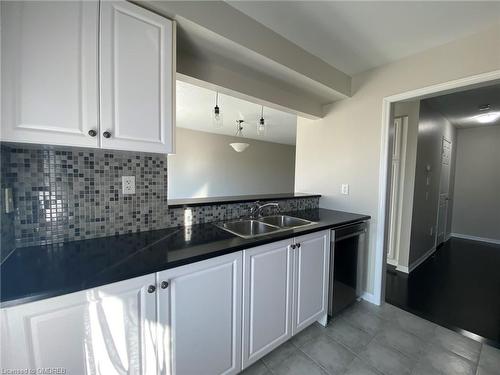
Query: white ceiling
[[426, 83, 500, 129], [227, 1, 500, 75], [176, 80, 297, 145]]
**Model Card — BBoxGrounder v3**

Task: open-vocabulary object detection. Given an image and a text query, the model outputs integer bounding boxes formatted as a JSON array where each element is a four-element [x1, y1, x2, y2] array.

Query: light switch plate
[[341, 184, 349, 195], [122, 176, 136, 194]]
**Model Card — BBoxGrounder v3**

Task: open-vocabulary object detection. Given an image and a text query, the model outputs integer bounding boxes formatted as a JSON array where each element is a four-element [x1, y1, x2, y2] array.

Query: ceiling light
[[230, 143, 250, 152], [230, 120, 250, 152], [212, 92, 223, 128], [474, 111, 500, 124], [257, 106, 266, 136]]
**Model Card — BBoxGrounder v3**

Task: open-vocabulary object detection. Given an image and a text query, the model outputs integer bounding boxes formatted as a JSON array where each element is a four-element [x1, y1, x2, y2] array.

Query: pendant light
[[257, 106, 266, 136], [212, 92, 223, 128], [230, 120, 250, 152]]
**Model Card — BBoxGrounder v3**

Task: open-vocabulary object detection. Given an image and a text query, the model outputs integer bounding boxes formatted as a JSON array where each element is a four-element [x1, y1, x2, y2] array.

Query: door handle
[[161, 281, 169, 289]]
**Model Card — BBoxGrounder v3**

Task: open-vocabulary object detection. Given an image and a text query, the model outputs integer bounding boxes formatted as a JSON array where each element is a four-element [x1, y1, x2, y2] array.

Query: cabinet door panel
[[1, 1, 99, 147], [293, 230, 330, 334], [1, 274, 157, 375], [158, 252, 242, 375], [100, 1, 175, 153], [242, 239, 293, 368]]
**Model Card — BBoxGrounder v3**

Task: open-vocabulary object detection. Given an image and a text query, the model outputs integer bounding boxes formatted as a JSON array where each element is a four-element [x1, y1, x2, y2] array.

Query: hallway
[[385, 237, 500, 348]]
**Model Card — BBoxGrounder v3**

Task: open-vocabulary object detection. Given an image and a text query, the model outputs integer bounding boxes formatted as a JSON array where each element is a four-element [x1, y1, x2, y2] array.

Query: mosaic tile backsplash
[[1, 143, 169, 248], [0, 142, 319, 250]]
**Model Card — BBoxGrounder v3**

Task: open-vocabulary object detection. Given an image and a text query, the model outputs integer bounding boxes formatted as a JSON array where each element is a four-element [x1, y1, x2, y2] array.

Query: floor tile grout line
[[294, 328, 387, 375], [292, 338, 347, 375]]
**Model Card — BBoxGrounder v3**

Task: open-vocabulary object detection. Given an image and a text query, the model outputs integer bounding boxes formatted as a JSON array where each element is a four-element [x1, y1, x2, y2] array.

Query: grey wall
[[168, 128, 296, 199], [451, 125, 500, 240], [409, 101, 456, 265]]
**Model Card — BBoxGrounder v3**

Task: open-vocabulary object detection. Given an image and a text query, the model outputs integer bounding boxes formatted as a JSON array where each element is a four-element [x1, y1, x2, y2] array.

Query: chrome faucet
[[250, 201, 280, 218]]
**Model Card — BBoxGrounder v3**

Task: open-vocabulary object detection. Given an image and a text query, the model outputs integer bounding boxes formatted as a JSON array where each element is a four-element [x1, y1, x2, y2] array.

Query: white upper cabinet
[[1, 1, 100, 148], [99, 1, 175, 153], [157, 252, 242, 375], [1, 0, 175, 153], [1, 274, 158, 374], [292, 230, 330, 334]]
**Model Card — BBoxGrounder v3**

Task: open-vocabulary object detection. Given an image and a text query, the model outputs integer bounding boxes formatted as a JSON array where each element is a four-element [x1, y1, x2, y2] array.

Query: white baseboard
[[408, 246, 437, 273], [361, 292, 380, 305], [395, 265, 409, 273], [450, 233, 500, 245], [387, 258, 398, 267]]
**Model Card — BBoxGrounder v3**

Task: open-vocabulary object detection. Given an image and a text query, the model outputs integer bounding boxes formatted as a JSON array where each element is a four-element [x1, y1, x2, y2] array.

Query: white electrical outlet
[[341, 184, 349, 195], [122, 176, 136, 194]]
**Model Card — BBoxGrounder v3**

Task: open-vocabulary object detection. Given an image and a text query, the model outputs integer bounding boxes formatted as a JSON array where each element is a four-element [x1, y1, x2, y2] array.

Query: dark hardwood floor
[[385, 237, 500, 348]]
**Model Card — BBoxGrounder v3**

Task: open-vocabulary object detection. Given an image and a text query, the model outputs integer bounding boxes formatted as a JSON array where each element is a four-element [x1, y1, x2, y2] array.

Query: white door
[[100, 1, 175, 153], [1, 274, 158, 374], [1, 1, 100, 147], [157, 252, 242, 375], [292, 230, 330, 334], [242, 239, 294, 368], [436, 137, 452, 246]]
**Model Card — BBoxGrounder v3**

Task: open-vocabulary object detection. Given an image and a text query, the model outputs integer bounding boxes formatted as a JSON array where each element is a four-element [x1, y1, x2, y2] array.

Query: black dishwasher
[[328, 221, 367, 317]]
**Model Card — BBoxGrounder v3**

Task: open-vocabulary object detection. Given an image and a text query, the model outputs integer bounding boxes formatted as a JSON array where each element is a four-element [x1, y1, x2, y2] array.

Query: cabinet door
[[242, 239, 294, 368], [158, 252, 242, 375], [1, 274, 157, 375], [1, 1, 99, 147], [100, 1, 175, 153], [292, 230, 330, 334]]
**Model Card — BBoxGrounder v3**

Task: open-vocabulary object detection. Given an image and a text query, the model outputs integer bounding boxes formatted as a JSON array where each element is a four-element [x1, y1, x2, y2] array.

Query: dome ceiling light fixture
[[230, 119, 250, 152]]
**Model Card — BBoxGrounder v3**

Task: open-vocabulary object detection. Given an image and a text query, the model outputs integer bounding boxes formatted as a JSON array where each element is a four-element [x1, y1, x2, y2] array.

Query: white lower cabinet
[[0, 273, 158, 374], [0, 230, 331, 375], [242, 239, 294, 368], [242, 230, 330, 368], [157, 252, 243, 375], [292, 231, 331, 333]]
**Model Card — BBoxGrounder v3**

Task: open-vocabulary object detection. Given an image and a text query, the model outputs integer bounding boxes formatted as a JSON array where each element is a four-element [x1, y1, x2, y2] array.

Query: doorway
[[382, 81, 500, 347]]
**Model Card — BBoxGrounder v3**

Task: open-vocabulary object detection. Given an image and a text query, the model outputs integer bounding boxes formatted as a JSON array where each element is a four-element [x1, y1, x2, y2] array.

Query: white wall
[[408, 101, 456, 265], [168, 128, 295, 199], [451, 125, 500, 241], [295, 23, 500, 296]]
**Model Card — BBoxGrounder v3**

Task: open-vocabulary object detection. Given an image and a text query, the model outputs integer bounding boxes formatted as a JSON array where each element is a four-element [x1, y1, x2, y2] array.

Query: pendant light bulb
[[257, 106, 266, 136], [212, 92, 223, 128]]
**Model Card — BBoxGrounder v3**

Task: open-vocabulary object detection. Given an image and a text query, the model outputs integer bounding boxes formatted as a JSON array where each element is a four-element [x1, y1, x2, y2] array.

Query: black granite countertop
[[167, 192, 321, 208], [0, 209, 369, 308]]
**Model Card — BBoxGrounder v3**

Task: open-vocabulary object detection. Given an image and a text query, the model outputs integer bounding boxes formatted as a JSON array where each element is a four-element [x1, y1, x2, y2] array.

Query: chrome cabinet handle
[[161, 281, 169, 289], [103, 131, 111, 138], [147, 285, 156, 293], [88, 129, 97, 137]]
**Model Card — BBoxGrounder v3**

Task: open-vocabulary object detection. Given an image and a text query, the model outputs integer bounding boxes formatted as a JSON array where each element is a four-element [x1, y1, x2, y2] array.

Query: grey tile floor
[[241, 301, 500, 375]]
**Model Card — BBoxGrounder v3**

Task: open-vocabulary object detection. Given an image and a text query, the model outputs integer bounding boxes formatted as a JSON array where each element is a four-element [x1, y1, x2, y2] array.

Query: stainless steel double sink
[[216, 215, 315, 239]]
